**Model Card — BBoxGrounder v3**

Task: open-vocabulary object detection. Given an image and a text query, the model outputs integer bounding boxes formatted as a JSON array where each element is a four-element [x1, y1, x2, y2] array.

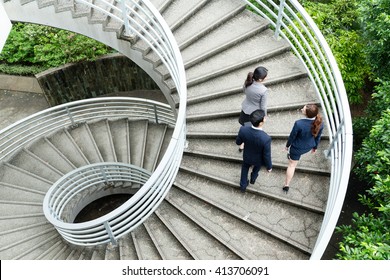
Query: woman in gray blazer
[[238, 66, 268, 152]]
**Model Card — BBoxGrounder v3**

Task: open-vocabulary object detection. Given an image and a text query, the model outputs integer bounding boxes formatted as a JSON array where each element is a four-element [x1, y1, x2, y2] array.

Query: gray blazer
[[241, 82, 268, 115]]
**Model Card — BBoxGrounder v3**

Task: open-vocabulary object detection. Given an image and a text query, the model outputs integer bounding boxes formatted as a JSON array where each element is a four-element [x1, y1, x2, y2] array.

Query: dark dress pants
[[240, 162, 260, 191]]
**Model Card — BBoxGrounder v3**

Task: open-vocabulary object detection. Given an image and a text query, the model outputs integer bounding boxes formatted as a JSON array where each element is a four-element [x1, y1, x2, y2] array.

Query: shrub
[[0, 23, 112, 71]]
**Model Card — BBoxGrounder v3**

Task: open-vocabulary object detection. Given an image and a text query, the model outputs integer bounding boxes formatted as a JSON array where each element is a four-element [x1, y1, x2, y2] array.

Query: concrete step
[[131, 224, 162, 260], [48, 128, 90, 167], [128, 120, 148, 168], [118, 233, 138, 260], [88, 119, 117, 162], [168, 185, 309, 259], [156, 200, 241, 259], [143, 213, 193, 260], [185, 137, 331, 174], [28, 137, 76, 174], [109, 118, 131, 164], [178, 154, 329, 213], [186, 77, 318, 116], [186, 107, 329, 138], [174, 169, 323, 254], [68, 123, 104, 163], [143, 123, 168, 172]]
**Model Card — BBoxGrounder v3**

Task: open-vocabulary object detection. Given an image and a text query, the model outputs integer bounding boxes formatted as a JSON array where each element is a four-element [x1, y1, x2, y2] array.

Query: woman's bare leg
[[284, 159, 299, 186]]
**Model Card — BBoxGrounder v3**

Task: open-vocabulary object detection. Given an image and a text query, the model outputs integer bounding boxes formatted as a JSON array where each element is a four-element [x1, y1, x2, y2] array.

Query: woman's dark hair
[[305, 104, 323, 137], [244, 66, 268, 88]]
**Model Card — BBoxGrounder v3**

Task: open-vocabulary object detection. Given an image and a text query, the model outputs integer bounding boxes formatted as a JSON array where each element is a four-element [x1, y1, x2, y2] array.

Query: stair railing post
[[120, 0, 132, 37], [65, 107, 77, 128], [104, 221, 117, 246], [153, 104, 159, 124], [275, 0, 286, 39]]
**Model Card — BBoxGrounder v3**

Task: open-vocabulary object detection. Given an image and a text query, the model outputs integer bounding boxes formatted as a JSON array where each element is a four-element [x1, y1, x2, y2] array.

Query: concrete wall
[[35, 53, 160, 106], [0, 74, 43, 93]]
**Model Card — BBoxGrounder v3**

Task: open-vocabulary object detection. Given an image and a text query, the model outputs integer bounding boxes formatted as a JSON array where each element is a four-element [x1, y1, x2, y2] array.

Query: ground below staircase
[[0, 0, 331, 259]]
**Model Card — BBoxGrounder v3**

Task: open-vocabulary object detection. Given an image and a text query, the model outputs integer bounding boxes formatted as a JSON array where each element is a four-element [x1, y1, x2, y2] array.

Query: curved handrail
[[0, 97, 175, 162], [243, 0, 353, 259], [43, 162, 153, 245], [1, 0, 187, 247]]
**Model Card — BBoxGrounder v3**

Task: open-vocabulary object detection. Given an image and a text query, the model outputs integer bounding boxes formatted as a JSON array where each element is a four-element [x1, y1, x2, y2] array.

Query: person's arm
[[236, 127, 244, 146], [259, 91, 268, 115], [264, 137, 272, 172], [286, 121, 299, 148]]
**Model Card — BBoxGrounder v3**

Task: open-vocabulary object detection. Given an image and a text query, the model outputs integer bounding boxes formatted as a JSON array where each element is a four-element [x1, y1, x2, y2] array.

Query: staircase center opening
[[74, 194, 132, 223]]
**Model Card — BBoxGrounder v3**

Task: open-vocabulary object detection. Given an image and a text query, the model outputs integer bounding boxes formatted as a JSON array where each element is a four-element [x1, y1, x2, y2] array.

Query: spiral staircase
[[0, 0, 343, 260]]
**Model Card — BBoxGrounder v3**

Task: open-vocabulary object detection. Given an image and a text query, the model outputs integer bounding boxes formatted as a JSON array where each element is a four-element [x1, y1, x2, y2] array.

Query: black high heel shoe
[[283, 186, 289, 194]]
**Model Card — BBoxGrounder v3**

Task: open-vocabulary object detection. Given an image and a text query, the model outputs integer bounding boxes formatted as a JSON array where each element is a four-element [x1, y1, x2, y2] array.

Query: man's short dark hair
[[250, 109, 265, 127]]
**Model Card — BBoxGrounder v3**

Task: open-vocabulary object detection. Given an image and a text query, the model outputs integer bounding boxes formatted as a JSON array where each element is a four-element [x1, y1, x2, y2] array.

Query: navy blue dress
[[286, 118, 324, 160]]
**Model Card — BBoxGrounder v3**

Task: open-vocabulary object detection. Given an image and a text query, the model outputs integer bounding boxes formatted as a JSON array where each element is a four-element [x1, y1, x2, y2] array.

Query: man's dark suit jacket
[[236, 125, 272, 169]]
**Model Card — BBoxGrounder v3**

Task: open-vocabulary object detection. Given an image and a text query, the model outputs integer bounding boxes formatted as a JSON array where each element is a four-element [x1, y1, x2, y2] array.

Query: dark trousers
[[240, 162, 260, 191]]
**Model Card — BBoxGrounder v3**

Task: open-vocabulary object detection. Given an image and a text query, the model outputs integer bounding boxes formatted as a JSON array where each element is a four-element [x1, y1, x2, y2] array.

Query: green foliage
[[0, 63, 47, 76], [336, 212, 390, 260], [342, 83, 390, 260], [352, 80, 390, 149], [0, 23, 112, 71], [301, 0, 371, 104], [354, 81, 390, 183], [358, 0, 390, 80]]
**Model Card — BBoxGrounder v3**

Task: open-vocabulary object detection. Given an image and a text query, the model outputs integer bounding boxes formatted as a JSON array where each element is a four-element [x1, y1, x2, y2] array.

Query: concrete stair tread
[[157, 0, 208, 28], [128, 119, 148, 167], [28, 137, 76, 174], [88, 119, 117, 162], [174, 170, 323, 253], [48, 128, 90, 167], [177, 29, 290, 82], [172, 0, 245, 49], [156, 200, 240, 260], [186, 109, 329, 137], [178, 155, 329, 212], [0, 225, 57, 259], [8, 149, 63, 182], [177, 10, 268, 70], [0, 163, 52, 192], [109, 118, 131, 164], [68, 123, 103, 163], [168, 185, 309, 259], [143, 213, 193, 260], [131, 225, 162, 260], [118, 233, 138, 260], [143, 122, 168, 172], [179, 53, 307, 99], [185, 137, 331, 173], [186, 77, 318, 115]]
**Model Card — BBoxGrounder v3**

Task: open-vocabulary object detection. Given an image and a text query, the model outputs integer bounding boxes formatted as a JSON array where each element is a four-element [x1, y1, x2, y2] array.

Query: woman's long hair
[[244, 66, 268, 88], [305, 104, 323, 137]]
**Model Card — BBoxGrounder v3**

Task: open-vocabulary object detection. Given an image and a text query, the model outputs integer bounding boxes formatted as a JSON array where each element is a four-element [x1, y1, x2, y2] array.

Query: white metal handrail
[[1, 0, 187, 248], [243, 0, 353, 259], [43, 163, 153, 245], [0, 97, 176, 162]]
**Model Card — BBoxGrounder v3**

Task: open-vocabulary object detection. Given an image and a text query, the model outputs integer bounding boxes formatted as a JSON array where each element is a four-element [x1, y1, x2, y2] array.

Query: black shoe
[[283, 186, 289, 194], [250, 179, 256, 184]]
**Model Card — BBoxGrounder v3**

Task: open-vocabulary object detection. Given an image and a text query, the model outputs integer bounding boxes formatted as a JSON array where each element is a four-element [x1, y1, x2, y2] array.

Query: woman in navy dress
[[283, 104, 324, 193]]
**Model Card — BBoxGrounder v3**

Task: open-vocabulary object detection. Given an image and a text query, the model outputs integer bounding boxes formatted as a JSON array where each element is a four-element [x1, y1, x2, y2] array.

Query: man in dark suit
[[236, 109, 272, 192]]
